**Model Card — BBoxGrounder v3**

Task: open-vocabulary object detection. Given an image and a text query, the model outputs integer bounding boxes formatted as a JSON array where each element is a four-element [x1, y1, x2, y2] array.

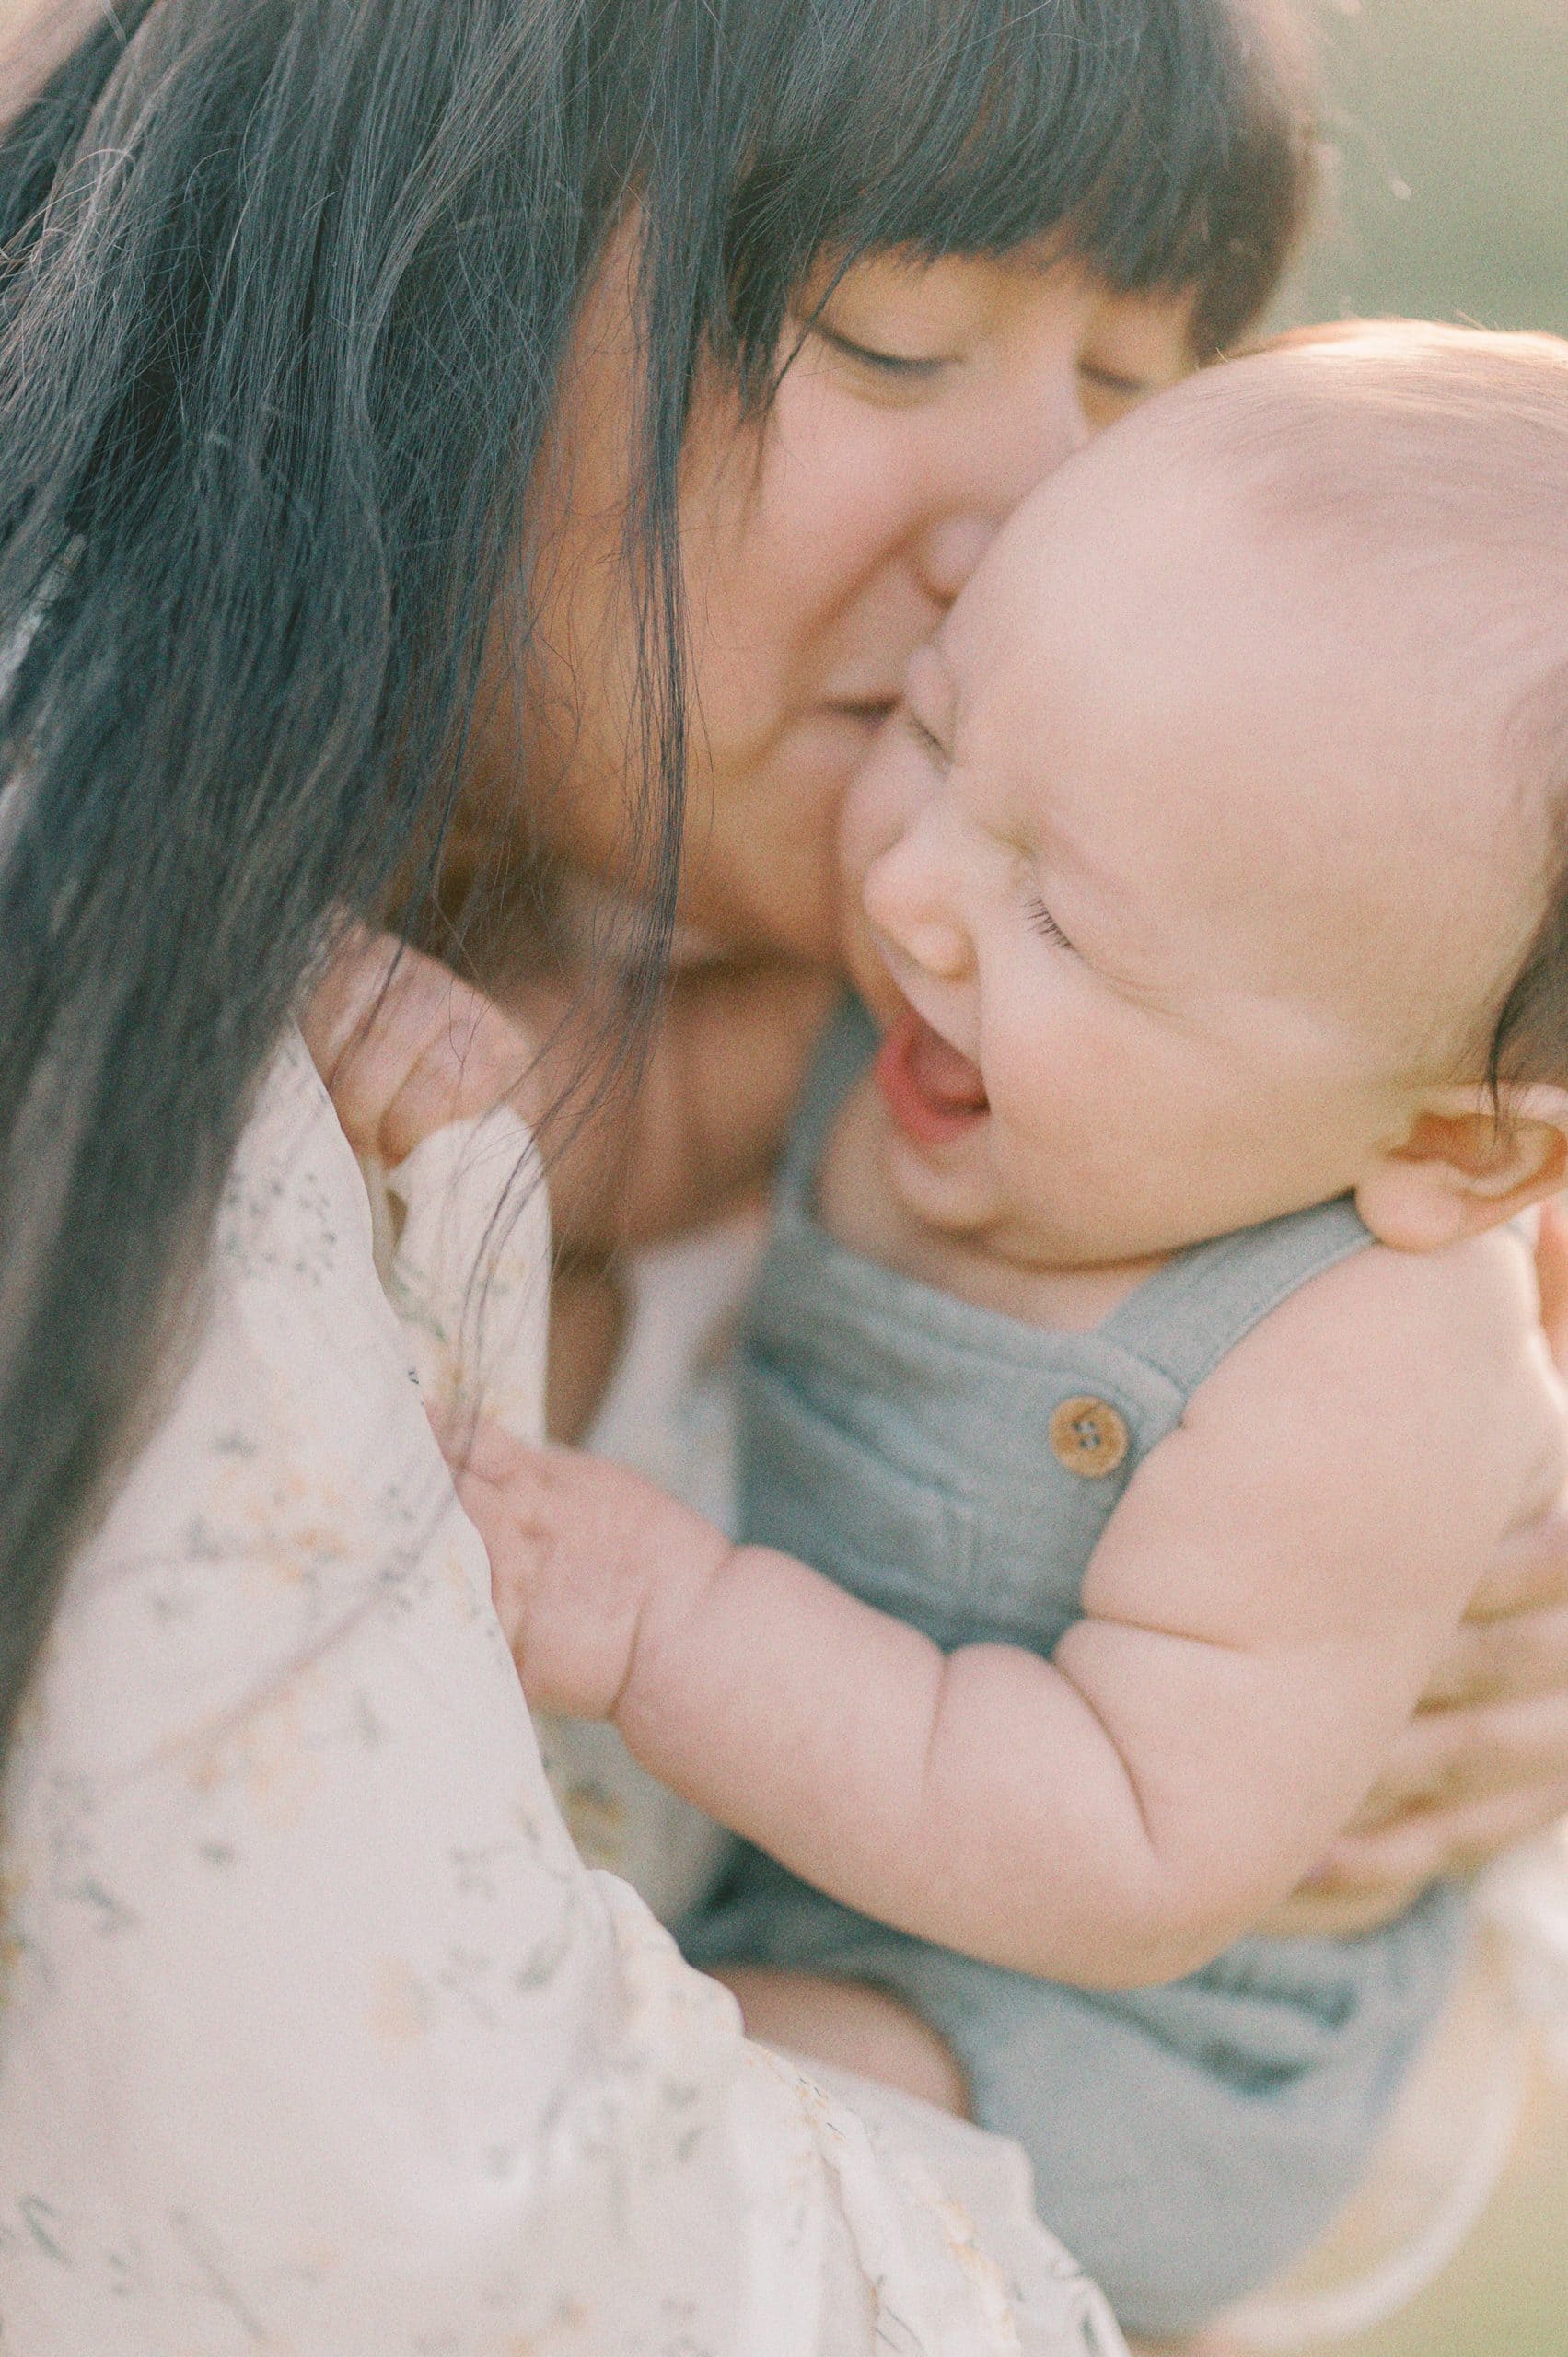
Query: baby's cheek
[[993, 1044, 1117, 1205], [992, 1006, 1085, 1131], [838, 721, 929, 887]]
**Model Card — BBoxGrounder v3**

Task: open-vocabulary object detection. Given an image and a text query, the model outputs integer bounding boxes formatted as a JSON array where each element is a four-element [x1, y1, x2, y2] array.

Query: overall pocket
[[738, 1355, 982, 1650]]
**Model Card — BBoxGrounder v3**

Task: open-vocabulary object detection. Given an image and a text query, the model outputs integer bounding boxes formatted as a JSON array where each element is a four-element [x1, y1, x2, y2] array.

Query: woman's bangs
[[720, 0, 1314, 366], [852, 7, 1230, 269]]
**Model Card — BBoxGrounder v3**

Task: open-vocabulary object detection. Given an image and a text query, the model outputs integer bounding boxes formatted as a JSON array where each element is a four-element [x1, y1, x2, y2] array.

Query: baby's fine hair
[[1158, 321, 1568, 1091]]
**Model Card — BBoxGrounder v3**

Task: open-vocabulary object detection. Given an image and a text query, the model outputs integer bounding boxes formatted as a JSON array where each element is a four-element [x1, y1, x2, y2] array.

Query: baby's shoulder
[[1189, 1219, 1562, 1523], [1250, 1219, 1539, 1368]]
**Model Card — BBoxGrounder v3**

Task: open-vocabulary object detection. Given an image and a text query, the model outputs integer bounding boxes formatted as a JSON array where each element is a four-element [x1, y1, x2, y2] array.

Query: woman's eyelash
[[817, 324, 943, 378], [1027, 894, 1075, 954], [904, 709, 946, 761], [1078, 360, 1149, 401]]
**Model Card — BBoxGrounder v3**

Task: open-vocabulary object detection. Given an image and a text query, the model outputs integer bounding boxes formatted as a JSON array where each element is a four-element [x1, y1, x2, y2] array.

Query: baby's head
[[841, 321, 1568, 1270]]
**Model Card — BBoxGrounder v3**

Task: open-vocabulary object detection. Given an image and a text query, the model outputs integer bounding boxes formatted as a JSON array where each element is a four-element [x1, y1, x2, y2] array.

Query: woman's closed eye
[[813, 321, 949, 383], [1026, 893, 1076, 954], [1076, 359, 1154, 428], [903, 706, 948, 765]]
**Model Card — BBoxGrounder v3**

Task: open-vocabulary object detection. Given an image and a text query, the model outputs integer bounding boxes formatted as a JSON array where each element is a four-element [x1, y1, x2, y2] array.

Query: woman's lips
[[874, 1003, 988, 1146]]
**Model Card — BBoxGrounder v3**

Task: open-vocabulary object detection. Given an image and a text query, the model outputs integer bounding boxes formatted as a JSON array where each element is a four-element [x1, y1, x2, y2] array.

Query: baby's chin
[[877, 1117, 1149, 1278], [877, 1109, 1018, 1237]]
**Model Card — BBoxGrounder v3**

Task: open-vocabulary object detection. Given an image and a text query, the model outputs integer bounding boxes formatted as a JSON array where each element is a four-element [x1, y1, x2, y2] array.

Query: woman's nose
[[863, 833, 973, 982], [912, 381, 1089, 609], [916, 515, 999, 607]]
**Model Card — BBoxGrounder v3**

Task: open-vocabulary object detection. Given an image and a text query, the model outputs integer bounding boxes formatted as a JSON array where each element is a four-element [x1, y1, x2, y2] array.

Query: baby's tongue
[[905, 1011, 987, 1114], [875, 1003, 989, 1145]]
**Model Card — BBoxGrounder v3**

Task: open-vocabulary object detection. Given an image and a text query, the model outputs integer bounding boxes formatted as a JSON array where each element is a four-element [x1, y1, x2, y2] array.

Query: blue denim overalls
[[680, 999, 1464, 2340]]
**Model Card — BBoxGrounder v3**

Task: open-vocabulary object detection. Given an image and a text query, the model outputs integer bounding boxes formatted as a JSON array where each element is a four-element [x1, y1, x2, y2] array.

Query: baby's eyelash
[[1026, 894, 1075, 954]]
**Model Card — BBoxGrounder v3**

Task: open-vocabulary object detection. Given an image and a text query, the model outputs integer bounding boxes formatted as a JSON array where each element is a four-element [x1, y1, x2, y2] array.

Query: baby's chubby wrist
[[585, 1474, 739, 1751]]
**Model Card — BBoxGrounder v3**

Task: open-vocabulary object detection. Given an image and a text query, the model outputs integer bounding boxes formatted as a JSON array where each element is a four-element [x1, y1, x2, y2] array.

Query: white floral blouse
[[0, 1028, 1122, 2357]]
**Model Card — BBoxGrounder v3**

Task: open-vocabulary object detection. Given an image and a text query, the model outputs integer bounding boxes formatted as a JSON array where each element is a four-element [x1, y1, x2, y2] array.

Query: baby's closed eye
[[1025, 893, 1076, 955]]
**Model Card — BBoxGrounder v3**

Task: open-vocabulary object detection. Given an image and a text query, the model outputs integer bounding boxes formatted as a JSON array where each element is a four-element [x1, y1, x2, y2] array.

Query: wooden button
[[1049, 1395, 1130, 1479]]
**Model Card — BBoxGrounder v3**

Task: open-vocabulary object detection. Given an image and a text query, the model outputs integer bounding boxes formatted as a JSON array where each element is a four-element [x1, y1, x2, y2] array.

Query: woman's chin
[[676, 845, 845, 966], [676, 734, 871, 961]]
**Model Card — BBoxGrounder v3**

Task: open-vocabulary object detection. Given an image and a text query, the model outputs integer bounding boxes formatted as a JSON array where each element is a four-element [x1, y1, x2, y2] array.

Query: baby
[[328, 324, 1568, 2342]]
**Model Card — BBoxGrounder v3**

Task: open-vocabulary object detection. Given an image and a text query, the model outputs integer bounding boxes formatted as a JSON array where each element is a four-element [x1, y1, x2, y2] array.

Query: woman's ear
[[1356, 1085, 1568, 1252]]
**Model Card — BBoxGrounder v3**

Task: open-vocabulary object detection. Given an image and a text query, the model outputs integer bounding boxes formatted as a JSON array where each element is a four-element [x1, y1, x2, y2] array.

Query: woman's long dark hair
[[0, 0, 1315, 1763]]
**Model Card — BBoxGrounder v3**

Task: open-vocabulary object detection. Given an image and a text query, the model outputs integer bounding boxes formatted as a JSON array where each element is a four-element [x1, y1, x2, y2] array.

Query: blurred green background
[[1284, 7, 1567, 2355], [1290, 0, 1566, 338]]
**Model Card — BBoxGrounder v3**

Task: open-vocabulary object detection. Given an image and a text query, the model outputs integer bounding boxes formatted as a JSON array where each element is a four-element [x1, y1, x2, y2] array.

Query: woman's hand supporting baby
[[1281, 1203, 1568, 1933]]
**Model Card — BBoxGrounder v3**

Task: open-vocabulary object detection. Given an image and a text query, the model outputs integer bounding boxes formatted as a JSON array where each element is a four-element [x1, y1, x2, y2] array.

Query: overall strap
[[1098, 1196, 1375, 1404]]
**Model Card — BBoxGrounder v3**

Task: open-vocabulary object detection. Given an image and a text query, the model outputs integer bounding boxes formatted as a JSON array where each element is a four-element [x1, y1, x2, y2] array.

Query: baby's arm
[[472, 1228, 1565, 1987]]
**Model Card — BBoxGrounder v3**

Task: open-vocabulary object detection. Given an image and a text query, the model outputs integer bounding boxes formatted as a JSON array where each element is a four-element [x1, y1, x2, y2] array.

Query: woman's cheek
[[839, 893, 900, 1014], [763, 375, 934, 593], [837, 749, 902, 900]]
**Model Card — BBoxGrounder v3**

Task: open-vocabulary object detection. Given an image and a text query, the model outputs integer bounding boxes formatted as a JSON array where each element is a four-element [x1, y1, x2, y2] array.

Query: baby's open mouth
[[874, 1002, 989, 1147]]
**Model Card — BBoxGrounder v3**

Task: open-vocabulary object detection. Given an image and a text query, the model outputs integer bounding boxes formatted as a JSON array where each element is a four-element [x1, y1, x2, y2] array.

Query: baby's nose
[[863, 842, 973, 981]]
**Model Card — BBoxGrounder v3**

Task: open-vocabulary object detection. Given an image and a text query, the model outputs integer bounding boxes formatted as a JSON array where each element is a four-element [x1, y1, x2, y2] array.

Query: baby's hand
[[304, 924, 536, 1164], [442, 1417, 732, 1721]]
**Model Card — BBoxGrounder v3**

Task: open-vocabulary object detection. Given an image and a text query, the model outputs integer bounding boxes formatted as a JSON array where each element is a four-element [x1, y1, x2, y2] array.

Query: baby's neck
[[818, 1076, 1172, 1335]]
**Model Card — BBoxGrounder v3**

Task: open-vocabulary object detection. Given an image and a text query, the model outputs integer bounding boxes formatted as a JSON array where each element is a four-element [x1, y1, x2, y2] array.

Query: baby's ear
[[1356, 1085, 1568, 1252]]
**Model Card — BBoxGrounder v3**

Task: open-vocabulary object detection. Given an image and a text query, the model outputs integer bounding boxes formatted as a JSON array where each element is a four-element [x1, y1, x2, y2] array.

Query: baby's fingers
[[302, 921, 397, 1073], [427, 1403, 540, 1489], [454, 1473, 552, 1666], [431, 1416, 643, 1719], [434, 1414, 561, 1635], [302, 924, 417, 1153], [305, 925, 535, 1162]]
